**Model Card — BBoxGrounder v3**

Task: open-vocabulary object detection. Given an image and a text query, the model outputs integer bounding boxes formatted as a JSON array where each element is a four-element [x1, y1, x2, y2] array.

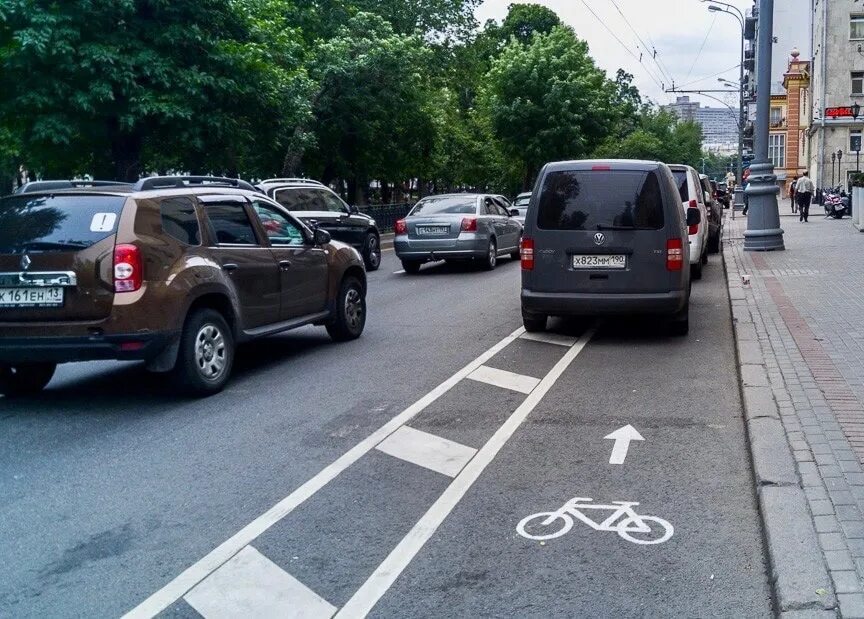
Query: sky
[[474, 0, 753, 111]]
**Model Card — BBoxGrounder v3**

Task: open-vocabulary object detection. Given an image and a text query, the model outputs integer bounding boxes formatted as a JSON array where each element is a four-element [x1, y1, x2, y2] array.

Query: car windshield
[[671, 170, 689, 202], [536, 170, 665, 230], [514, 197, 531, 207], [411, 196, 477, 215], [0, 194, 127, 253]]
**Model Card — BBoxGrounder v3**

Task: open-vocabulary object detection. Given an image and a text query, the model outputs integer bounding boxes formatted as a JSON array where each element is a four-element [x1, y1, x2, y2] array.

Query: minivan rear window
[[671, 170, 689, 202], [536, 170, 665, 230], [0, 194, 127, 253]]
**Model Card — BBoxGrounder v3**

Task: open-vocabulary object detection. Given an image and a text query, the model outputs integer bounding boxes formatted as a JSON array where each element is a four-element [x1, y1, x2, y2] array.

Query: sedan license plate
[[417, 225, 449, 236], [572, 255, 627, 269], [0, 287, 64, 307]]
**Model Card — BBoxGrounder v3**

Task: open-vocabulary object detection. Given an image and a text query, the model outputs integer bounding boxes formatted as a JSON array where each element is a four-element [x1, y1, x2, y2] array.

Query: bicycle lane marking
[[334, 326, 596, 618], [122, 326, 526, 619]]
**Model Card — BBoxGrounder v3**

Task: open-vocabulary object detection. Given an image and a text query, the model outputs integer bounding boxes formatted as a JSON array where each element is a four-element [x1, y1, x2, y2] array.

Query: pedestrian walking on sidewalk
[[796, 172, 814, 222], [790, 177, 798, 213]]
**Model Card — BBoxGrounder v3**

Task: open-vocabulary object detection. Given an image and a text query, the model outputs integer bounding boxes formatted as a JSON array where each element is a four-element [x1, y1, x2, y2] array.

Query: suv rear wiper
[[595, 225, 637, 231]]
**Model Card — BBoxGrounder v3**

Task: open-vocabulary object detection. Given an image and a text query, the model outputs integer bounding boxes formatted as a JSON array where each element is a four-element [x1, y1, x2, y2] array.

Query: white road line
[[375, 426, 477, 478], [122, 327, 525, 619], [467, 365, 540, 394], [392, 270, 405, 275], [184, 546, 336, 619], [334, 327, 595, 618], [519, 331, 578, 348]]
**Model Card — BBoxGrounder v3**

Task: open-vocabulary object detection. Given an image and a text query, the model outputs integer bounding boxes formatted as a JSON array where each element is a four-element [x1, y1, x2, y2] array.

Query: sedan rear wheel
[[482, 238, 497, 271], [0, 363, 57, 397]]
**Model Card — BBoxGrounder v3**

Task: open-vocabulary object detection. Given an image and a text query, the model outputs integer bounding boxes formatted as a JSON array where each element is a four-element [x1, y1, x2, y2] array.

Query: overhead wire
[[605, 0, 675, 88], [684, 14, 717, 84], [576, 0, 666, 92], [675, 62, 741, 89]]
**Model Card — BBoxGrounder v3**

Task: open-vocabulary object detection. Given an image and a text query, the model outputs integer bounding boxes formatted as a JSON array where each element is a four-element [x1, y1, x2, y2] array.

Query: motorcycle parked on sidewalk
[[824, 189, 849, 219]]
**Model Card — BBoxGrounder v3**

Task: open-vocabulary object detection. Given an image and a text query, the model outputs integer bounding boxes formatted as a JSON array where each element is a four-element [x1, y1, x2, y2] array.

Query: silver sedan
[[394, 194, 522, 273]]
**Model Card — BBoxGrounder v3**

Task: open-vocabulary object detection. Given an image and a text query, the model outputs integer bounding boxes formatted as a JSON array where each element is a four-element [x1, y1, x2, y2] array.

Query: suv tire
[[327, 276, 366, 341], [173, 308, 234, 396], [482, 238, 497, 271], [362, 233, 381, 272], [0, 363, 56, 397], [401, 260, 422, 274], [691, 260, 703, 280], [522, 313, 547, 333]]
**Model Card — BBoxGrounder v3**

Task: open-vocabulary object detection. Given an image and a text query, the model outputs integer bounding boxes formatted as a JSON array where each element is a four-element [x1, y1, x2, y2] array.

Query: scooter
[[824, 190, 847, 219]]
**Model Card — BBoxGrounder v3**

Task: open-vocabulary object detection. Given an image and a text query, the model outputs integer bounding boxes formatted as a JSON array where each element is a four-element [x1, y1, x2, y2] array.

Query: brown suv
[[0, 176, 367, 397]]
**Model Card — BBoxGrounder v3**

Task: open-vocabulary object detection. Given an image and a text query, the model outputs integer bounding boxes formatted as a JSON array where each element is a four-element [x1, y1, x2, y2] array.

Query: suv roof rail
[[133, 176, 259, 192], [259, 178, 325, 186], [14, 180, 132, 194]]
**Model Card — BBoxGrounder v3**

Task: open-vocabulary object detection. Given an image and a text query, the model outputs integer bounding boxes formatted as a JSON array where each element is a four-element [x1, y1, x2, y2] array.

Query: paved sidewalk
[[725, 210, 864, 617]]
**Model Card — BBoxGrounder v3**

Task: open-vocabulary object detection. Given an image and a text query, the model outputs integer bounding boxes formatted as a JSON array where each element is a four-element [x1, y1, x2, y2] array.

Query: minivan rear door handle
[[278, 260, 292, 270], [222, 263, 239, 273]]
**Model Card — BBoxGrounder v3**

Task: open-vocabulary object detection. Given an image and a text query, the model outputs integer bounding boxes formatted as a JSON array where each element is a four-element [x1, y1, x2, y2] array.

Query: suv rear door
[[0, 193, 127, 322], [528, 167, 671, 294], [199, 196, 281, 330]]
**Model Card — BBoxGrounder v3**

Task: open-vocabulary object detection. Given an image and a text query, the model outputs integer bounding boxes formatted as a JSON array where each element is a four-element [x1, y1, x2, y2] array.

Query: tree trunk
[[110, 129, 144, 182], [381, 180, 392, 204]]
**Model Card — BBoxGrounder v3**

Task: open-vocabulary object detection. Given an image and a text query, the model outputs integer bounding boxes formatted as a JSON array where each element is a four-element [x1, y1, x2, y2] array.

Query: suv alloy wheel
[[326, 276, 366, 341], [363, 233, 381, 271], [173, 308, 235, 396]]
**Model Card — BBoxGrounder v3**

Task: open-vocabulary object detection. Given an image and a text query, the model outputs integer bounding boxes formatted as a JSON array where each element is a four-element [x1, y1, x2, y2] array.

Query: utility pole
[[744, 0, 784, 251]]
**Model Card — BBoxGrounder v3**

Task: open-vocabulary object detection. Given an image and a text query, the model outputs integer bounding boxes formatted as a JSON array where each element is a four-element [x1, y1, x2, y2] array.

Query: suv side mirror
[[509, 208, 520, 217], [686, 207, 701, 227], [348, 204, 359, 214], [313, 227, 331, 245]]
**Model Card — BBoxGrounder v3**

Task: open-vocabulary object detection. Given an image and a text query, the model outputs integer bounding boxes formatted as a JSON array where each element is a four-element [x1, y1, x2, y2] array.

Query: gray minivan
[[520, 160, 698, 335]]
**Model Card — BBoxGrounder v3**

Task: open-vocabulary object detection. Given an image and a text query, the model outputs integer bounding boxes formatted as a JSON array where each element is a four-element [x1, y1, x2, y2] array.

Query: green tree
[[481, 26, 620, 189], [499, 3, 561, 44], [596, 107, 703, 167]]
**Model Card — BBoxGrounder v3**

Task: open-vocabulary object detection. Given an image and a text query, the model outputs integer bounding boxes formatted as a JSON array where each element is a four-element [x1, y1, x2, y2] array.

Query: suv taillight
[[666, 238, 684, 271], [521, 237, 535, 270], [114, 244, 142, 292], [688, 199, 699, 235], [461, 217, 477, 232], [394, 219, 407, 235]]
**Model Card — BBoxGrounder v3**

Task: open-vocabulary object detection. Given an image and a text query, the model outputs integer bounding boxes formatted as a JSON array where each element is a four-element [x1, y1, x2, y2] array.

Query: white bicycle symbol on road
[[516, 497, 674, 546]]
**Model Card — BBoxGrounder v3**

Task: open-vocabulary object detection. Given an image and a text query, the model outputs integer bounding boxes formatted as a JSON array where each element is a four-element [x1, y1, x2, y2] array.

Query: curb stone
[[723, 235, 837, 615]]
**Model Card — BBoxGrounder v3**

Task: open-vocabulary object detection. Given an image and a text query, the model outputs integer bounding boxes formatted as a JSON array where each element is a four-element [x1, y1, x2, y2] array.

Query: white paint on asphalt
[[122, 327, 525, 619], [603, 425, 645, 465], [519, 331, 578, 347], [392, 270, 405, 275], [334, 327, 596, 618], [467, 365, 540, 394], [183, 546, 336, 619], [375, 426, 477, 478], [516, 497, 674, 546]]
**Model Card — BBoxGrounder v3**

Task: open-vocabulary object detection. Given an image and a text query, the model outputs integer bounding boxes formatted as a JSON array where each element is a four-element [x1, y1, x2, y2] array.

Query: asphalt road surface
[[0, 248, 772, 617]]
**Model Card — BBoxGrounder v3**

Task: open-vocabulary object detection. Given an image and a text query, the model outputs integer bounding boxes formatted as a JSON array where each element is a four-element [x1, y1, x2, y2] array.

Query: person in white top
[[795, 172, 814, 222]]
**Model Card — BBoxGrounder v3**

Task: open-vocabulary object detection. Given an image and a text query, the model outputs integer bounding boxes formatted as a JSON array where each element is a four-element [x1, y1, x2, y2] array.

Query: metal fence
[[359, 202, 413, 232]]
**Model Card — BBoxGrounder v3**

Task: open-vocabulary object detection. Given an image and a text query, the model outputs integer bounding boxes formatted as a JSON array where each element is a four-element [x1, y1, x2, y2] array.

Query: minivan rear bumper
[[0, 331, 178, 364], [521, 289, 687, 316]]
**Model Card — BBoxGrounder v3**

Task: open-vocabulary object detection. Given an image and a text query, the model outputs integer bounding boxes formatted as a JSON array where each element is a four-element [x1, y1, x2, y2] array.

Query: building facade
[[664, 96, 740, 155], [807, 0, 864, 188], [770, 51, 811, 198]]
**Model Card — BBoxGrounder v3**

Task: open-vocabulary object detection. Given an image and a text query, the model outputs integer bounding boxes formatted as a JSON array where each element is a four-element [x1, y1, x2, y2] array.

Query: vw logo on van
[[593, 232, 606, 246]]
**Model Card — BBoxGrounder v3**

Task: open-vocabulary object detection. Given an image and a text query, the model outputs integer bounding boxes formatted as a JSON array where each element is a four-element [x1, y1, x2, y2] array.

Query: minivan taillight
[[666, 238, 684, 271], [113, 244, 142, 292], [461, 217, 478, 232], [521, 237, 535, 270], [394, 219, 407, 235], [688, 199, 699, 235]]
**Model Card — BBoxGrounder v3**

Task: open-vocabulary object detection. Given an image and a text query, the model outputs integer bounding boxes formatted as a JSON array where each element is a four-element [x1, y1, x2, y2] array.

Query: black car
[[256, 178, 382, 271]]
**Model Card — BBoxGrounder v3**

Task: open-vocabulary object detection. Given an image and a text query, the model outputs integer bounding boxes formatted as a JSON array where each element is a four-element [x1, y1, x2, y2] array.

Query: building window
[[854, 72, 864, 96], [769, 134, 786, 168], [852, 130, 862, 153], [853, 15, 864, 40]]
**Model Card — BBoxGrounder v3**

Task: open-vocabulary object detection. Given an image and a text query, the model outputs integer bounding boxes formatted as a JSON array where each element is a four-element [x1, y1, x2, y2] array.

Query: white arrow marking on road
[[604, 425, 644, 465]]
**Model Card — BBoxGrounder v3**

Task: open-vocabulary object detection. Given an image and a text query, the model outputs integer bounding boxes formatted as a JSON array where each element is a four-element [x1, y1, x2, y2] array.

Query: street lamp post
[[832, 152, 837, 186], [744, 0, 784, 251], [704, 1, 745, 193], [838, 149, 844, 189]]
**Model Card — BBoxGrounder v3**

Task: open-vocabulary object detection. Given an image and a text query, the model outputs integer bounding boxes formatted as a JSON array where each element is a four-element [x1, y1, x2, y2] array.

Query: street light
[[832, 151, 837, 186], [838, 149, 844, 189], [703, 0, 746, 194]]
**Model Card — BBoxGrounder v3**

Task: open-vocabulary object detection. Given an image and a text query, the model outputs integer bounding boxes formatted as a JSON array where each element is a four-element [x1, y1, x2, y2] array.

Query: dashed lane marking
[[335, 326, 596, 618], [184, 546, 336, 619], [467, 365, 540, 394], [122, 327, 525, 619], [519, 331, 578, 347], [375, 426, 477, 477]]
